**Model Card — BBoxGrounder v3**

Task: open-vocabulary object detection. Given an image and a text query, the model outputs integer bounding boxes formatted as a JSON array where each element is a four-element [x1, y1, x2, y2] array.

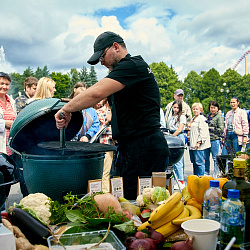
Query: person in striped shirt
[[0, 72, 16, 156]]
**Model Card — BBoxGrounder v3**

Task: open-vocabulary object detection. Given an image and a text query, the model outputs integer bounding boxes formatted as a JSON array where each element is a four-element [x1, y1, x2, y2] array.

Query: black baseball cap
[[87, 31, 124, 65]]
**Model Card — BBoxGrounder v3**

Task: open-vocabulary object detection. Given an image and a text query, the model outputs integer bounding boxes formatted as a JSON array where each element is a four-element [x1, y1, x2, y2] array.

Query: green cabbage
[[152, 187, 167, 203]]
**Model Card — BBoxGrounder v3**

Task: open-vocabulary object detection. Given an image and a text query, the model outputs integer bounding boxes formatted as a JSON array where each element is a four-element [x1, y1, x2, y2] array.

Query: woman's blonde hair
[[192, 102, 203, 113], [33, 77, 56, 99]]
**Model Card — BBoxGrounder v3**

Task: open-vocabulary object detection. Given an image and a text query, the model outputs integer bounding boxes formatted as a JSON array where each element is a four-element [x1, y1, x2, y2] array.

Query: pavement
[[5, 147, 215, 208]]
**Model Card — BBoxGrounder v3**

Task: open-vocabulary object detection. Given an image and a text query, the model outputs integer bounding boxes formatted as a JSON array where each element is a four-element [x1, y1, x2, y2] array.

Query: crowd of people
[[1, 31, 250, 202], [165, 89, 249, 189]]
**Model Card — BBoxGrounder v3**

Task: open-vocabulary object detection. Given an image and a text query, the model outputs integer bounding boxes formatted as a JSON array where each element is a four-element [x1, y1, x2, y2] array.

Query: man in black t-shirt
[[55, 31, 169, 199]]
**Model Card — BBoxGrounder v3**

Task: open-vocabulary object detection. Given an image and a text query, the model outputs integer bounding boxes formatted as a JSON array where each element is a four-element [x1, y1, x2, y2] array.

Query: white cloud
[[0, 0, 249, 82]]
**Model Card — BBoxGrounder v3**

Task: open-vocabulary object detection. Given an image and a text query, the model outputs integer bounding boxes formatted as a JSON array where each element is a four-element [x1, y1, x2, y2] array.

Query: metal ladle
[[59, 112, 66, 154]]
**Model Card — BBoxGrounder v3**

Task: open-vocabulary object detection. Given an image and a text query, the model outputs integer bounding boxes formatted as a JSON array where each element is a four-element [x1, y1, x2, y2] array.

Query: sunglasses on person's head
[[0, 72, 11, 82]]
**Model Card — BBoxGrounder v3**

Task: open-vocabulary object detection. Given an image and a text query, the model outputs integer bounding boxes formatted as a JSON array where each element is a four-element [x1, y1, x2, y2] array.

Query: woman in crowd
[[222, 97, 249, 155], [30, 77, 56, 101], [0, 73, 28, 202], [168, 100, 186, 189], [70, 82, 100, 142], [204, 101, 224, 177], [189, 103, 210, 176], [0, 72, 16, 156]]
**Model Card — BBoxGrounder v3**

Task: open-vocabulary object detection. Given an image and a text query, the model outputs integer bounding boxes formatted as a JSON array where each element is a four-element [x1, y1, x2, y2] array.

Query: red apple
[[139, 209, 151, 223]]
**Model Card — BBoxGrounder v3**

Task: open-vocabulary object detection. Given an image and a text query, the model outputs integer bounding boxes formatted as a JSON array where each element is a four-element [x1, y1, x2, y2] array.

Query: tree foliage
[[50, 72, 70, 99], [8, 63, 250, 115], [9, 65, 98, 99], [150, 62, 181, 109]]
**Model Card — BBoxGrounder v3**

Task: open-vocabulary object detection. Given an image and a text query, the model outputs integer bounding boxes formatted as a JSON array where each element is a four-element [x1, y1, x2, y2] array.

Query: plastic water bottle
[[203, 180, 222, 222], [241, 145, 246, 152], [220, 189, 245, 250]]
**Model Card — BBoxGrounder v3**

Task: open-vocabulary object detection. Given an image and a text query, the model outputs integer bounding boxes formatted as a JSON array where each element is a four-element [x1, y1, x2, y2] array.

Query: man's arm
[[55, 78, 125, 129]]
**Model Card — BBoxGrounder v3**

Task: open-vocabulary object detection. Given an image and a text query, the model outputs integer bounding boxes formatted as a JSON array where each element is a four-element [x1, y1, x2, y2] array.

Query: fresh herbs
[[49, 193, 128, 226]]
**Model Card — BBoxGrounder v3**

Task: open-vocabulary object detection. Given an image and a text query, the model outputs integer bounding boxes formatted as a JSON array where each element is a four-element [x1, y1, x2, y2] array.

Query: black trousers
[[116, 130, 169, 200]]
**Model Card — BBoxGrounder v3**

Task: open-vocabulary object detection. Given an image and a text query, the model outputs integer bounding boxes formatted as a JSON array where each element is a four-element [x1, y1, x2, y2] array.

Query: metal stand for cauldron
[[165, 164, 183, 191]]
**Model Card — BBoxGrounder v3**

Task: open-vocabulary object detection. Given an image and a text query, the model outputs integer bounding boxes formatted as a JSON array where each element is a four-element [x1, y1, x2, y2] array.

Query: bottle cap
[[233, 158, 246, 169], [210, 180, 219, 187], [228, 189, 240, 198]]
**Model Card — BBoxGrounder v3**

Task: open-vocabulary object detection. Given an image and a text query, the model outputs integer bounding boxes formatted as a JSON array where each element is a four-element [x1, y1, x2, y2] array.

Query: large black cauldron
[[9, 98, 116, 203], [163, 132, 185, 166]]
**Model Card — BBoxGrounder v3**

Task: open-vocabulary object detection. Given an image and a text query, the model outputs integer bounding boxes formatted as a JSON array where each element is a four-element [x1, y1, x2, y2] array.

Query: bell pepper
[[187, 175, 213, 204]]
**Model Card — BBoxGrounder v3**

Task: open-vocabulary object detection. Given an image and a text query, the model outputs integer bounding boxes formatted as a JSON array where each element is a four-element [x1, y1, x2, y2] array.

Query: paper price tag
[[110, 177, 123, 198], [88, 179, 102, 194], [137, 177, 152, 196]]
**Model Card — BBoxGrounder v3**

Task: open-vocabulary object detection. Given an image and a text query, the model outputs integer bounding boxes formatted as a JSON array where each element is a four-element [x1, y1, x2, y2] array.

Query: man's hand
[[55, 109, 72, 129]]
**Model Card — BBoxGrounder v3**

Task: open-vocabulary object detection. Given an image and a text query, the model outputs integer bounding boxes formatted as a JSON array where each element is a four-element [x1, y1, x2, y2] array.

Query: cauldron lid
[[37, 141, 117, 153], [163, 133, 185, 148], [9, 98, 83, 153]]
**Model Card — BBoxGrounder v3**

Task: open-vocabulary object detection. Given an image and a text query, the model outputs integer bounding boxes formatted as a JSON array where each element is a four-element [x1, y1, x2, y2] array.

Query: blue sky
[[96, 5, 140, 28], [0, 0, 250, 81]]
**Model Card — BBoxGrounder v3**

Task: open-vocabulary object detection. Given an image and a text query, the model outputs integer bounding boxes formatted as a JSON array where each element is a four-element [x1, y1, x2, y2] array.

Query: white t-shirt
[[169, 114, 186, 132]]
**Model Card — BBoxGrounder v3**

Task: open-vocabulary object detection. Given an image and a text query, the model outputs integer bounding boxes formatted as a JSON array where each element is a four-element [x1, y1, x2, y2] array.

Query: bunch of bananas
[[137, 192, 202, 237]]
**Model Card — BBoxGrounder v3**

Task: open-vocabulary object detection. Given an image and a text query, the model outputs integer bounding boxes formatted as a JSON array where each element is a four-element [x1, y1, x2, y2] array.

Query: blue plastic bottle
[[203, 180, 222, 222], [220, 189, 245, 250]]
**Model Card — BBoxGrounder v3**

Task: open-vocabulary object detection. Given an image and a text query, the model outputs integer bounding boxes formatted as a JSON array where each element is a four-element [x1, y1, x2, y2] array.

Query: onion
[[146, 226, 165, 247], [145, 238, 157, 250], [135, 231, 147, 239], [128, 239, 152, 250], [123, 236, 136, 249], [170, 236, 194, 250]]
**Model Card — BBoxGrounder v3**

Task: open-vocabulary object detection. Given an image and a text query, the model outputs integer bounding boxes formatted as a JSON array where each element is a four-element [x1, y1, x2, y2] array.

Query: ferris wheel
[[232, 49, 250, 73]]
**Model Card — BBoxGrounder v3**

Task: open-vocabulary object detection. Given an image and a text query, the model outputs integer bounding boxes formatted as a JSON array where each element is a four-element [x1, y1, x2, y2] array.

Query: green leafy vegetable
[[65, 210, 86, 223], [113, 220, 136, 234], [14, 202, 48, 226], [49, 193, 127, 226], [152, 187, 167, 203]]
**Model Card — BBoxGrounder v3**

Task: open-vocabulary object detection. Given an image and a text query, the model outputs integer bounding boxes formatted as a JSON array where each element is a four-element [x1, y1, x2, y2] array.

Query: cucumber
[[8, 207, 51, 246]]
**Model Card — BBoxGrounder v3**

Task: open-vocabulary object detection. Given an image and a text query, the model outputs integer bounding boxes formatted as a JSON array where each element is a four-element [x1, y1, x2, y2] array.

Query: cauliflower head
[[136, 195, 145, 207], [142, 187, 154, 201], [20, 193, 51, 225]]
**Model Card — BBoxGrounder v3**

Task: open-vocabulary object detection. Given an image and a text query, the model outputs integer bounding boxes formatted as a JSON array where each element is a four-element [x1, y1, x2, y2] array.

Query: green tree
[[150, 62, 181, 109], [50, 72, 70, 99], [42, 65, 50, 77], [89, 66, 98, 87], [220, 69, 242, 113], [183, 71, 203, 105], [79, 66, 89, 82], [68, 68, 80, 95], [35, 67, 43, 79], [202, 68, 221, 101], [35, 65, 50, 80], [237, 73, 250, 109], [9, 73, 24, 99], [23, 66, 34, 78]]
